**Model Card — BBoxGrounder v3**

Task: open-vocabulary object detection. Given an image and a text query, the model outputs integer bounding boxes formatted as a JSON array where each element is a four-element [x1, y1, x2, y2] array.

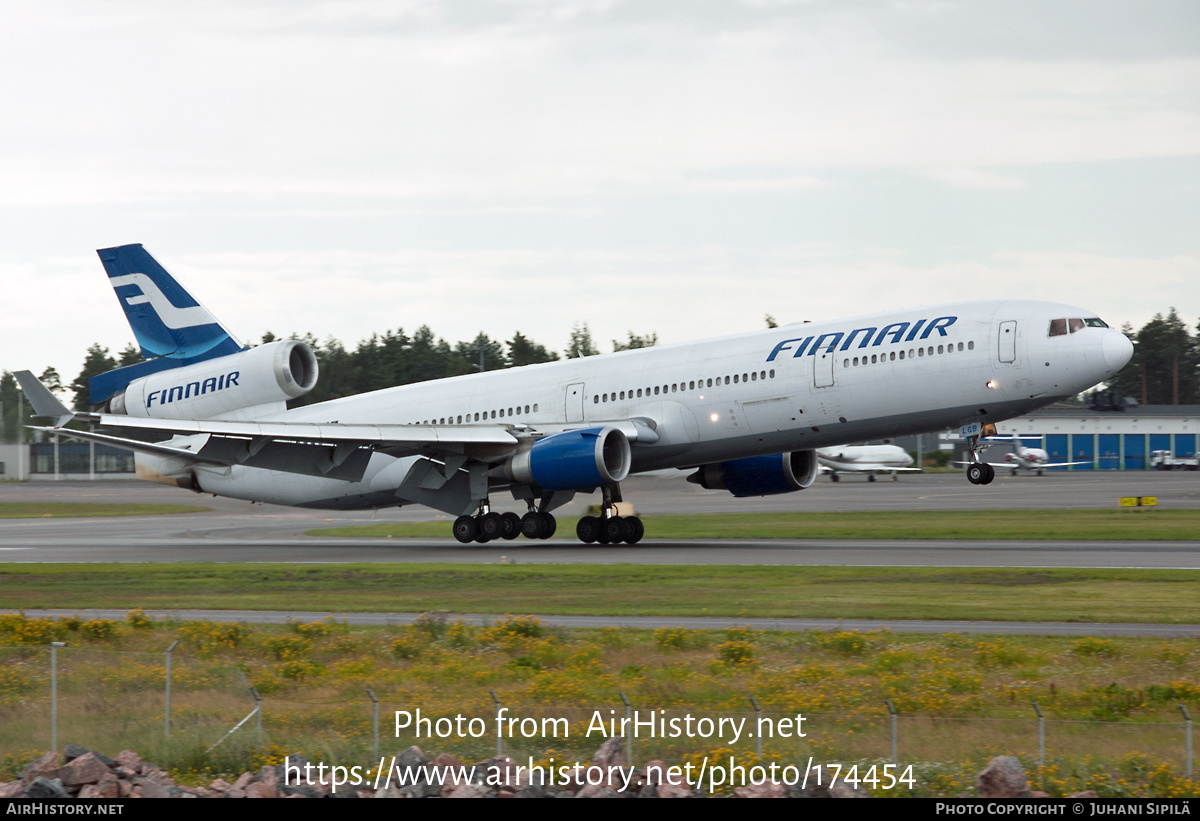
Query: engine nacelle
[[504, 426, 631, 491], [109, 340, 318, 419], [688, 451, 819, 497]]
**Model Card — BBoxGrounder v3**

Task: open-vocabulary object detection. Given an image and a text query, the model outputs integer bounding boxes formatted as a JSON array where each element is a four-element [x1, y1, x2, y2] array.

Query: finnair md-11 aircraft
[[18, 245, 1134, 545]]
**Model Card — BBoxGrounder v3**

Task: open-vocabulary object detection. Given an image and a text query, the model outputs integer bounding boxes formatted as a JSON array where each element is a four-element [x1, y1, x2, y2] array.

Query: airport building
[[991, 404, 1200, 470]]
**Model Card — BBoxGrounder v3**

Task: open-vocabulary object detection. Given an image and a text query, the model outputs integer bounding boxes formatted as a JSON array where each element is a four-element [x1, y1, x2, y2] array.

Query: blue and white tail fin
[[89, 244, 248, 405]]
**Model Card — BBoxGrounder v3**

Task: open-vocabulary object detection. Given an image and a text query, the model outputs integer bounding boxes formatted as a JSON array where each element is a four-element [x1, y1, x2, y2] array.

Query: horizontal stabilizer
[[14, 371, 73, 427]]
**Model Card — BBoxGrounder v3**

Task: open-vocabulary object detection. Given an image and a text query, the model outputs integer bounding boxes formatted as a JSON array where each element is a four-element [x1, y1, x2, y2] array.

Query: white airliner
[[815, 444, 919, 482], [17, 245, 1134, 545]]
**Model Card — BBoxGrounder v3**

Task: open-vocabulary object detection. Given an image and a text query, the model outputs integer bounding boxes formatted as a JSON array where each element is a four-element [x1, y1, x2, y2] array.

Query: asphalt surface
[[2, 472, 1198, 568]]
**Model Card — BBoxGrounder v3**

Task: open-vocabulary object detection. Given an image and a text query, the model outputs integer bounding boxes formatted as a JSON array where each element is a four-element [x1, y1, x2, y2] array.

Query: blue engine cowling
[[688, 451, 819, 497], [506, 426, 632, 491]]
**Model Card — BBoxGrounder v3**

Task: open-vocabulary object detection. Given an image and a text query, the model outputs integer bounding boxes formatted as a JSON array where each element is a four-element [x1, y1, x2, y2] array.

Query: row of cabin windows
[[413, 403, 540, 425], [844, 340, 973, 368], [594, 370, 777, 405]]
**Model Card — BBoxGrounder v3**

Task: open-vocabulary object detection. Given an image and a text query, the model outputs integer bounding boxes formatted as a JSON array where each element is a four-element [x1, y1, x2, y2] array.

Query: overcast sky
[[2, 0, 1197, 382]]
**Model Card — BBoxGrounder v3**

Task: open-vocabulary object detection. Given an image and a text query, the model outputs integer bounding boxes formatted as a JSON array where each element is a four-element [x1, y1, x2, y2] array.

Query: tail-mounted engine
[[688, 450, 819, 497], [108, 340, 318, 419], [501, 426, 632, 491]]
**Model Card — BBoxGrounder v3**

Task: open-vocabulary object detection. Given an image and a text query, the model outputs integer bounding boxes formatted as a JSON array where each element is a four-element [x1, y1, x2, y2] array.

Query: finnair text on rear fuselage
[[145, 371, 241, 408]]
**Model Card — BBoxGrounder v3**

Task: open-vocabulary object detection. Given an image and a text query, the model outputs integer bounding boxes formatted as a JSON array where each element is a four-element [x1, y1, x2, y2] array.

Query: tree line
[[3, 309, 1197, 445], [0, 324, 658, 442]]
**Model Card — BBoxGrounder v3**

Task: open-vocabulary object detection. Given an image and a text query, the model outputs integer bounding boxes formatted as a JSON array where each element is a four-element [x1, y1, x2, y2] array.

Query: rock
[[60, 752, 114, 788], [22, 752, 61, 783], [23, 777, 70, 798], [592, 737, 624, 769], [1070, 790, 1099, 798], [977, 756, 1032, 799], [446, 782, 488, 798], [734, 780, 787, 798], [393, 746, 427, 771], [656, 781, 693, 798], [115, 751, 144, 775], [575, 783, 624, 798], [245, 781, 277, 798]]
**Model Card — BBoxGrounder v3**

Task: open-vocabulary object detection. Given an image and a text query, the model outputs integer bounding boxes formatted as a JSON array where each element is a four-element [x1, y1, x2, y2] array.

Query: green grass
[[313, 509, 1200, 541], [3, 564, 1200, 623], [0, 503, 211, 518]]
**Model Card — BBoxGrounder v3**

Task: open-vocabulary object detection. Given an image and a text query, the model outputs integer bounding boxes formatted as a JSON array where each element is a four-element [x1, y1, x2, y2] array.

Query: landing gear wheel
[[576, 516, 600, 544], [541, 512, 557, 539], [830, 474, 839, 482], [623, 517, 645, 545], [500, 512, 521, 540], [867, 474, 876, 483], [602, 516, 629, 544], [452, 515, 479, 544], [983, 464, 996, 484], [520, 511, 545, 539], [479, 512, 504, 541], [1011, 468, 1018, 476], [966, 464, 986, 485]]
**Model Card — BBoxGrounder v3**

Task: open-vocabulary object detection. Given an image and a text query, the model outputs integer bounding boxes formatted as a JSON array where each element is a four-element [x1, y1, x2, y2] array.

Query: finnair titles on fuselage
[[765, 315, 958, 362], [18, 244, 1133, 545]]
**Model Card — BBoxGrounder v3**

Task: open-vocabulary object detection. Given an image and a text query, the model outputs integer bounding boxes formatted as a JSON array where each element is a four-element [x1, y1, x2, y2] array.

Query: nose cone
[[1102, 330, 1134, 372]]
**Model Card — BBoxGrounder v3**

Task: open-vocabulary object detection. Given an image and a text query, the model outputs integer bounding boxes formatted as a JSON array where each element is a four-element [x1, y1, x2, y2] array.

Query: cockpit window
[[1084, 318, 1108, 328], [1068, 318, 1085, 333], [1049, 318, 1067, 337]]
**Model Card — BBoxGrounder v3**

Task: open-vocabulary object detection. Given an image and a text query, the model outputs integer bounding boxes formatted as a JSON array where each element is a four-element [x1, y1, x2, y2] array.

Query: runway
[[2, 473, 1199, 568]]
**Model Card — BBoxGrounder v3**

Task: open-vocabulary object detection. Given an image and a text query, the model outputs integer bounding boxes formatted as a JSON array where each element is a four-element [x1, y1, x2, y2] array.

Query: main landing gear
[[453, 504, 556, 544], [576, 483, 644, 545]]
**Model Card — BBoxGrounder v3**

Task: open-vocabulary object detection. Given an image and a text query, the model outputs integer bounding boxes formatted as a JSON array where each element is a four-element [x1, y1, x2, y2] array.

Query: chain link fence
[[1, 644, 1195, 781]]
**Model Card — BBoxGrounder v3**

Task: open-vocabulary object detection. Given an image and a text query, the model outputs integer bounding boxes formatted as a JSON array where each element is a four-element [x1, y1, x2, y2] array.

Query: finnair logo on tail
[[110, 273, 218, 330]]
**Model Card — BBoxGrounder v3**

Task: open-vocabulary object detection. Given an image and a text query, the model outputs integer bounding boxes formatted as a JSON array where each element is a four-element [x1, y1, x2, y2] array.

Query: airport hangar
[[2, 404, 1198, 481]]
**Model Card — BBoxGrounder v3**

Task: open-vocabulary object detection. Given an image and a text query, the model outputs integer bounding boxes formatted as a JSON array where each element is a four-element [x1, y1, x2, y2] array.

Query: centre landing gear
[[451, 503, 525, 544], [575, 484, 644, 545]]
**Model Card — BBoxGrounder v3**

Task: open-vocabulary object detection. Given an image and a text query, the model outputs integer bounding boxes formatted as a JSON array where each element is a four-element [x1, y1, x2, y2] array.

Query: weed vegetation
[[0, 612, 1196, 797]]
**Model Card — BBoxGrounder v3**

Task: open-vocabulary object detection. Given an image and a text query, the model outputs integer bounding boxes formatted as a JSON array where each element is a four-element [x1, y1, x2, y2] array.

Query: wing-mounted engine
[[688, 450, 819, 497], [108, 340, 318, 420], [500, 426, 631, 491]]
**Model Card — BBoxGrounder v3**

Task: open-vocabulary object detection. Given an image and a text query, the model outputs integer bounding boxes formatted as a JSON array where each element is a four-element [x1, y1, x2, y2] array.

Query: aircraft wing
[[16, 370, 657, 483], [834, 463, 921, 472], [17, 369, 523, 481]]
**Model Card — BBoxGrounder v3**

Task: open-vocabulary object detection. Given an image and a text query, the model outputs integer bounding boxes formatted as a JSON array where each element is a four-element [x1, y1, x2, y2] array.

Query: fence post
[[489, 690, 503, 756], [619, 692, 633, 766], [248, 686, 262, 746], [1182, 705, 1193, 778], [1032, 702, 1045, 770], [885, 699, 897, 765], [165, 640, 179, 743], [50, 642, 66, 754], [367, 688, 380, 760], [749, 696, 762, 758]]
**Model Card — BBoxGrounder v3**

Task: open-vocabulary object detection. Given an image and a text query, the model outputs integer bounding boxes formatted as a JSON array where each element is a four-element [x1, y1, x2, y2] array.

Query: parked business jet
[[975, 435, 1091, 476], [816, 444, 919, 482], [17, 245, 1133, 544]]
